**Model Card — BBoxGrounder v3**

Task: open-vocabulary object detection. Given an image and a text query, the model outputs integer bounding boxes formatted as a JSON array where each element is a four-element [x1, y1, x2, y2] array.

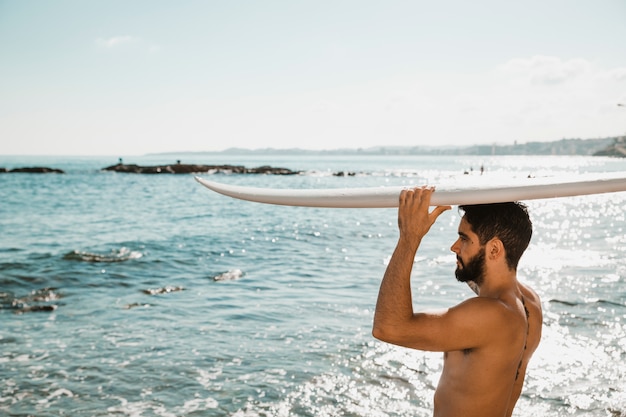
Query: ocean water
[[1, 154, 625, 416]]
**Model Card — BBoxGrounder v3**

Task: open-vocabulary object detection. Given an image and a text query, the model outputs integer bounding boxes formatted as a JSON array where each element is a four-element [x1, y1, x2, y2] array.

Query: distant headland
[[148, 136, 625, 157]]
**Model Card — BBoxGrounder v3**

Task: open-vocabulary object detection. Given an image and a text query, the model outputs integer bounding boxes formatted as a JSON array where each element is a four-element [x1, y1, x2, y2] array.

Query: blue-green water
[[1, 154, 625, 416]]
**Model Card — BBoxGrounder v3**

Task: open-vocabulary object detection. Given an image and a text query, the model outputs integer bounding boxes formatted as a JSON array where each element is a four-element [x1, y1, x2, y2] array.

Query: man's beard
[[455, 247, 486, 286]]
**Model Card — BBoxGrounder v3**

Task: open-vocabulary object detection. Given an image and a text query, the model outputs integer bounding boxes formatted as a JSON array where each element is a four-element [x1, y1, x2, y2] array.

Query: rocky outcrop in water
[[0, 167, 65, 173], [102, 163, 301, 175]]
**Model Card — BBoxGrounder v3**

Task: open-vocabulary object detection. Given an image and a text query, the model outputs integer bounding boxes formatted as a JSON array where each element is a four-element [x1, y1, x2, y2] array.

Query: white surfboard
[[194, 176, 626, 208]]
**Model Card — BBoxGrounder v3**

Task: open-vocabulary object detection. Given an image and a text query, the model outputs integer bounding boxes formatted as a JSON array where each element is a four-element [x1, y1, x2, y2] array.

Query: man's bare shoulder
[[520, 282, 542, 305], [433, 297, 523, 347], [449, 295, 521, 323]]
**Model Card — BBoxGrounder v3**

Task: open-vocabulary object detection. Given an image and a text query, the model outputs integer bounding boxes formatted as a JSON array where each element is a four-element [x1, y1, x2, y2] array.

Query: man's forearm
[[373, 236, 421, 339]]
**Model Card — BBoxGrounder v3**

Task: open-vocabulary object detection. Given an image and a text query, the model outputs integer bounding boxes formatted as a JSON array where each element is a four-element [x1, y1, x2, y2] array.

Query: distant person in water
[[373, 187, 542, 417]]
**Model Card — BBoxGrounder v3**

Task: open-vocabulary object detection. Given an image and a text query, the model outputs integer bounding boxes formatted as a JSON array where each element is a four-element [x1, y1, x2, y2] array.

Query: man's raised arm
[[372, 187, 450, 343]]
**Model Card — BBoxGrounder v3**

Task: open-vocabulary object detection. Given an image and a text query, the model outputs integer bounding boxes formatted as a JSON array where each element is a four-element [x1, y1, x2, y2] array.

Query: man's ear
[[487, 238, 504, 261]]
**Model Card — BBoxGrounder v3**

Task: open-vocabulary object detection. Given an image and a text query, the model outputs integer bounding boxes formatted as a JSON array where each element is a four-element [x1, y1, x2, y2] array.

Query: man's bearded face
[[455, 246, 486, 286]]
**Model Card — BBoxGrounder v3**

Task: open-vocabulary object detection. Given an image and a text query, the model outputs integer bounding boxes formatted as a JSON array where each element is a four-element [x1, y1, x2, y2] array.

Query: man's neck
[[471, 269, 518, 298]]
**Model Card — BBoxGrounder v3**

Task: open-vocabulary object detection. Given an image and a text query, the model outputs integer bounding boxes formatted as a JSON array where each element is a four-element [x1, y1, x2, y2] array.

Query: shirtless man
[[373, 187, 542, 417]]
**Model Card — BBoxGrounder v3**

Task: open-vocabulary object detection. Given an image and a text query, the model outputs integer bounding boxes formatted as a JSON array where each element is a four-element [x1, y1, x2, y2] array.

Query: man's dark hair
[[459, 202, 532, 270]]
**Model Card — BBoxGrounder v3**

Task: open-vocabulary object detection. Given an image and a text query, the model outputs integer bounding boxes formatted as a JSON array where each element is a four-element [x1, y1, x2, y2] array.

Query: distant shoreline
[[147, 136, 621, 157]]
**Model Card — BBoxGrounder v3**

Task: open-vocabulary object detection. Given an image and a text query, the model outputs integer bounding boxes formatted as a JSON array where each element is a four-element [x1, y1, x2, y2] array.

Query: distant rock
[[102, 163, 301, 175], [0, 167, 65, 173]]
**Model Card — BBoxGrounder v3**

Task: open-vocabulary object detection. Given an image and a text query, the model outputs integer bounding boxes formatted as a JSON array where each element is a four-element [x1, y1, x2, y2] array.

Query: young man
[[373, 187, 542, 417]]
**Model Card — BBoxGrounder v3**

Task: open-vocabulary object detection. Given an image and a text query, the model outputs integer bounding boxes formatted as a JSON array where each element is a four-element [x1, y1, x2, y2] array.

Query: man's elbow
[[373, 321, 423, 348], [372, 323, 394, 343], [372, 326, 383, 341]]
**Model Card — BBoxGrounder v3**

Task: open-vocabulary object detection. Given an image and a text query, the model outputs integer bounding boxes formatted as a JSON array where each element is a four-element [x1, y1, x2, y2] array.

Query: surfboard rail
[[194, 176, 626, 208]]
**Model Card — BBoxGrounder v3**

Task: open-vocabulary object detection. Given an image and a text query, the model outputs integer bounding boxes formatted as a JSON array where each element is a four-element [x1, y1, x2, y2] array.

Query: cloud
[[499, 56, 591, 85], [477, 56, 626, 141], [95, 35, 160, 55], [493, 55, 626, 98], [603, 67, 626, 82], [496, 55, 594, 86], [95, 35, 138, 48]]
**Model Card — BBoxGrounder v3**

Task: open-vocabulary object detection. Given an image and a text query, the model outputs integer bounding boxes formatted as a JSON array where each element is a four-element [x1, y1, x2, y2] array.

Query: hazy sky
[[1, 0, 626, 155]]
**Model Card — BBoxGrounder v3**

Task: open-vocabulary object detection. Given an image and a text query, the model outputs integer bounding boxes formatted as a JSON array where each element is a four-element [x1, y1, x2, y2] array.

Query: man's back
[[433, 284, 542, 417], [506, 283, 542, 416]]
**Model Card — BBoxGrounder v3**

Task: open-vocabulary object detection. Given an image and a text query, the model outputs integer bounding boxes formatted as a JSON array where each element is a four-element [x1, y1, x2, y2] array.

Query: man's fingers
[[423, 187, 451, 220], [431, 205, 452, 219], [399, 186, 441, 209], [400, 187, 450, 217]]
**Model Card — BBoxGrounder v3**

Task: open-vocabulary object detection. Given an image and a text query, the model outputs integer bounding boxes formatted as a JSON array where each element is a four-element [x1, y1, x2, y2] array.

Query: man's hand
[[398, 187, 451, 242]]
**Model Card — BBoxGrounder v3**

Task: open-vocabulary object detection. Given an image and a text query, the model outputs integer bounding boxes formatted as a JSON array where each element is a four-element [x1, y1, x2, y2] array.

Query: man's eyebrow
[[458, 231, 470, 239]]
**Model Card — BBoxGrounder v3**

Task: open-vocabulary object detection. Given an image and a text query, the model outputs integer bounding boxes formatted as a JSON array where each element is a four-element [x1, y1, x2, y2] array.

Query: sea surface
[[1, 154, 625, 416]]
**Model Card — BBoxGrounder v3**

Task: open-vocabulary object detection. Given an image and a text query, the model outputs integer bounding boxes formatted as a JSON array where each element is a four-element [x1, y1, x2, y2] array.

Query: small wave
[[142, 286, 184, 295], [550, 299, 578, 306], [550, 298, 625, 308], [213, 269, 244, 281], [1, 287, 61, 314], [596, 299, 626, 308], [63, 247, 142, 263], [0, 261, 29, 270], [124, 302, 152, 310], [29, 287, 62, 302]]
